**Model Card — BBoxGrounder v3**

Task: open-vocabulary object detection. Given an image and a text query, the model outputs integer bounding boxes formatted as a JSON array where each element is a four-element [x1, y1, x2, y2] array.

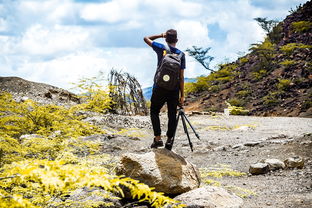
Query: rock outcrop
[[0, 76, 80, 105], [116, 149, 201, 195]]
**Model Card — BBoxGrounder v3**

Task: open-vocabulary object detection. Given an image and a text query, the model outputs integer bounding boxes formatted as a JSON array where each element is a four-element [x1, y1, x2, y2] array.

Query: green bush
[[0, 92, 104, 138], [249, 38, 277, 72], [227, 98, 245, 107], [291, 21, 312, 33], [262, 92, 281, 106], [252, 69, 267, 80], [279, 60, 296, 66], [186, 63, 239, 93], [239, 57, 249, 64], [208, 85, 221, 93], [277, 79, 292, 90], [280, 43, 312, 55], [225, 102, 249, 115], [236, 90, 251, 98], [269, 23, 283, 44]]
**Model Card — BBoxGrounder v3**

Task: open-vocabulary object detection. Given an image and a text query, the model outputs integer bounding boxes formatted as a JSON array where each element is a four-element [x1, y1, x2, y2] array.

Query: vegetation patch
[[186, 63, 239, 93], [0, 92, 104, 139], [280, 43, 312, 55], [236, 90, 251, 98], [200, 164, 255, 198], [262, 91, 282, 107], [113, 128, 148, 138], [0, 159, 184, 208], [251, 69, 268, 80], [0, 92, 184, 208], [239, 57, 249, 64], [276, 79, 292, 91], [279, 59, 297, 66], [226, 102, 249, 115], [291, 21, 312, 33]]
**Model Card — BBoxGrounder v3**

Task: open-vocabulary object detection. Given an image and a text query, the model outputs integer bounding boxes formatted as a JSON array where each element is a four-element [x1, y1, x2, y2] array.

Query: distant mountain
[[184, 1, 312, 117], [143, 78, 197, 100]]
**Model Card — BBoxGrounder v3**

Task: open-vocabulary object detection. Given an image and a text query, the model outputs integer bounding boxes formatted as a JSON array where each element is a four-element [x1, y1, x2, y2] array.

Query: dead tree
[[108, 69, 148, 115]]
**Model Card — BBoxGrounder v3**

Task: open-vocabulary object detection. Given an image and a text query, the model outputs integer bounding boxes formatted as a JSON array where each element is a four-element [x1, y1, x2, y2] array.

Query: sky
[[0, 0, 308, 91]]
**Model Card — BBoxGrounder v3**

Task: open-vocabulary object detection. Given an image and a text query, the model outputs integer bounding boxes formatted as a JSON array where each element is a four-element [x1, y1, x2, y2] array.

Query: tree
[[254, 17, 279, 34], [186, 46, 215, 72]]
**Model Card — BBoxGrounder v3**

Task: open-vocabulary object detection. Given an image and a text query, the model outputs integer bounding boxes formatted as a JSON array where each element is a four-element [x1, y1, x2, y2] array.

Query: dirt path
[[100, 114, 312, 207]]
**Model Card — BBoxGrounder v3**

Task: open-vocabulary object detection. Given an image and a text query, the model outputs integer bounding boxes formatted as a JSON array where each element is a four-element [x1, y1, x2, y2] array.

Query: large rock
[[116, 149, 201, 195], [174, 186, 244, 208]]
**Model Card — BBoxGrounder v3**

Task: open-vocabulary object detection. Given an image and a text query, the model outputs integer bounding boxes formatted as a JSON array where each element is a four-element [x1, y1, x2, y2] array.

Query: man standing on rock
[[144, 29, 186, 150]]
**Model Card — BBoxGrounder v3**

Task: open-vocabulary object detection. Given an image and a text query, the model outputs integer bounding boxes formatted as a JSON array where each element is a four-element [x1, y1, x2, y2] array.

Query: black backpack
[[154, 45, 183, 91]]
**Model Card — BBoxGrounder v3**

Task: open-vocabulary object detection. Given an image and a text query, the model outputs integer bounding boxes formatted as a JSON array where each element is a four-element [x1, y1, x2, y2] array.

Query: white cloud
[[174, 20, 211, 49], [0, 18, 8, 32], [80, 0, 141, 23], [1, 0, 309, 91], [19, 24, 90, 56]]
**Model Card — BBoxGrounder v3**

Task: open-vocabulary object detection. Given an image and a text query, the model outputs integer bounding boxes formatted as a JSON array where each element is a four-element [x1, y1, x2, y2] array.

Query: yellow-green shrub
[[71, 75, 114, 114], [236, 90, 251, 98], [0, 159, 184, 208], [279, 59, 296, 66], [280, 43, 312, 55], [262, 91, 281, 106], [0, 92, 104, 138], [291, 21, 312, 33], [187, 63, 239, 94], [251, 69, 267, 80], [276, 79, 292, 90], [226, 102, 249, 115], [239, 57, 249, 64]]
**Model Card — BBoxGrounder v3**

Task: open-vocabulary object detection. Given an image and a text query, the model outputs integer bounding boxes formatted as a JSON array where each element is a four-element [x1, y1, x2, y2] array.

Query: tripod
[[170, 107, 200, 152]]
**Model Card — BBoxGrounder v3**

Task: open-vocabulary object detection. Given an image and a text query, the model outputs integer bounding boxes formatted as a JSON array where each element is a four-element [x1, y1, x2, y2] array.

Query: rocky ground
[[92, 113, 312, 208]]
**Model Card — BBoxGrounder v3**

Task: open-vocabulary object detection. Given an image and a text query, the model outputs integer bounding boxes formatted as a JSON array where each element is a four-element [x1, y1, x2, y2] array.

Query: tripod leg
[[169, 111, 181, 149], [182, 113, 200, 140], [181, 114, 193, 152]]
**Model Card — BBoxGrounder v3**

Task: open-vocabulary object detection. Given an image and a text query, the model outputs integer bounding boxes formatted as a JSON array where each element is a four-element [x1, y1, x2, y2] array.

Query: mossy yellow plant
[[200, 164, 255, 198], [0, 159, 185, 208]]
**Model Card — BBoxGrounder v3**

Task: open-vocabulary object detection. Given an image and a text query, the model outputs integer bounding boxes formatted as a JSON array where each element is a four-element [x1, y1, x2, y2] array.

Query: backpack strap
[[163, 44, 171, 54], [177, 51, 184, 59], [164, 44, 184, 58]]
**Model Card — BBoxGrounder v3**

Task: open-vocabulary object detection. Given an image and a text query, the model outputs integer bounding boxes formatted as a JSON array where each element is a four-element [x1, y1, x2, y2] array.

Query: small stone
[[263, 159, 285, 170], [232, 144, 246, 150], [213, 146, 227, 151], [249, 163, 269, 175], [244, 141, 260, 147], [284, 156, 304, 169]]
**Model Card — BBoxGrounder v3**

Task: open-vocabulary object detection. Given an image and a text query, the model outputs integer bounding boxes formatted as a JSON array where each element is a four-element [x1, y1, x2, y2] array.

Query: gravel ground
[[98, 114, 312, 208]]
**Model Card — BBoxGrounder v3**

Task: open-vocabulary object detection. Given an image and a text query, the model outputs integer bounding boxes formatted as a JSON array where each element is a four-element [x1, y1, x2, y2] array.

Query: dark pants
[[150, 87, 179, 138]]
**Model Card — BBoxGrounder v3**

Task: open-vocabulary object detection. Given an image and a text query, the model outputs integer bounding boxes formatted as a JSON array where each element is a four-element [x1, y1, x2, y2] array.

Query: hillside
[[185, 0, 312, 117], [0, 76, 80, 105]]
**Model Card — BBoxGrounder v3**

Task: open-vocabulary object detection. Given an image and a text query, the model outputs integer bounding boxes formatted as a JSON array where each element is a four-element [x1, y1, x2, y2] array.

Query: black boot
[[151, 138, 164, 148], [165, 137, 173, 150]]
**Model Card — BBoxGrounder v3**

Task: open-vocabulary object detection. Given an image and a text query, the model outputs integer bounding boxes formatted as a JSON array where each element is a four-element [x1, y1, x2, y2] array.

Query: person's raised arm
[[143, 33, 166, 47]]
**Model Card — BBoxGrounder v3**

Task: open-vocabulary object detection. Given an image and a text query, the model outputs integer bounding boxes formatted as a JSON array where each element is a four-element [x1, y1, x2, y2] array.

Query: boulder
[[249, 163, 269, 175], [284, 156, 304, 169], [116, 149, 201, 195], [174, 186, 244, 208], [263, 159, 285, 170]]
